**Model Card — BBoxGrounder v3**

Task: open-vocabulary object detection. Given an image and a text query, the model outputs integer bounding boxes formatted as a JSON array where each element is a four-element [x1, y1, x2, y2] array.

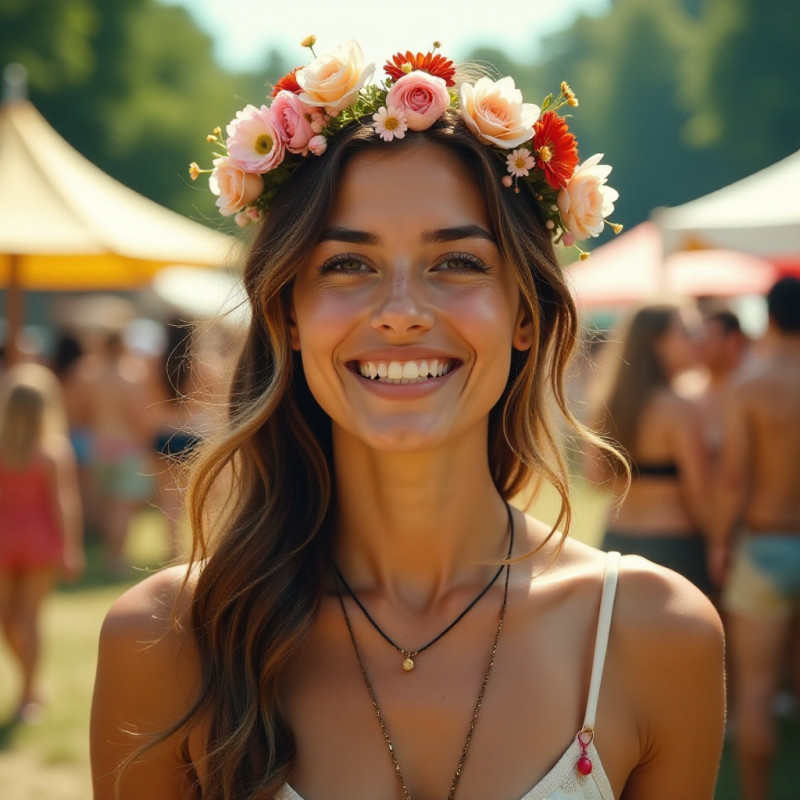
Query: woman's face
[[655, 310, 699, 377], [289, 142, 533, 452]]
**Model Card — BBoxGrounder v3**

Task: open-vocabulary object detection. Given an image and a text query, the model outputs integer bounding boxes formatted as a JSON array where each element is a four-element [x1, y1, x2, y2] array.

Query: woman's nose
[[370, 270, 434, 335]]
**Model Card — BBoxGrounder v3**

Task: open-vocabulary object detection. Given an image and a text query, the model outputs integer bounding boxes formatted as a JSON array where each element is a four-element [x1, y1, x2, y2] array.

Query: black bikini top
[[634, 461, 680, 478]]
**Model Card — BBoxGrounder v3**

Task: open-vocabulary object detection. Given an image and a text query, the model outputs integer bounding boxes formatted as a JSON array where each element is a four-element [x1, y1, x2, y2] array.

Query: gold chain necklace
[[336, 536, 511, 800], [333, 502, 513, 672]]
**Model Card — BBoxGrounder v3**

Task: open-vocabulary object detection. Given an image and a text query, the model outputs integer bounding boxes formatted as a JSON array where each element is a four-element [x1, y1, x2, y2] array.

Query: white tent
[[0, 69, 240, 361], [567, 222, 777, 311], [653, 149, 800, 261]]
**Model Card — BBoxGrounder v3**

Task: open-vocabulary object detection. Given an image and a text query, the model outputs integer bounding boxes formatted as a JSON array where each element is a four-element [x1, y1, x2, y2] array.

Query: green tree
[[0, 0, 97, 89], [681, 0, 800, 173], [468, 1, 707, 235]]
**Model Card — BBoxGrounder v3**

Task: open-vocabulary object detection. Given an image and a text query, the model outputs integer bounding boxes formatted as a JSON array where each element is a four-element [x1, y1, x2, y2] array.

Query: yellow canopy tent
[[0, 69, 237, 359]]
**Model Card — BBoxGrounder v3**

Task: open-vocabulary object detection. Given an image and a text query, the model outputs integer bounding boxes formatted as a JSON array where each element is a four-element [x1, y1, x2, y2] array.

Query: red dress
[[0, 456, 62, 570]]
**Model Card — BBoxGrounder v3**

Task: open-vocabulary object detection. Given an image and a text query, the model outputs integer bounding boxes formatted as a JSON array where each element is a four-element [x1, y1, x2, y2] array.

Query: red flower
[[271, 67, 303, 97], [384, 51, 456, 87], [533, 111, 579, 189]]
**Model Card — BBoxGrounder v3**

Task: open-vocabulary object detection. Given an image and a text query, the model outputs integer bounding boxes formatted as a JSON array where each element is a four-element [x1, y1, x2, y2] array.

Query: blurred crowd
[[0, 311, 237, 721], [581, 276, 800, 800], [0, 277, 798, 799]]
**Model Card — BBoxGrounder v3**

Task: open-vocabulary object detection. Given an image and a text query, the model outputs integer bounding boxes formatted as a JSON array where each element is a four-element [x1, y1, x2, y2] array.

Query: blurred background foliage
[[1, 0, 798, 237]]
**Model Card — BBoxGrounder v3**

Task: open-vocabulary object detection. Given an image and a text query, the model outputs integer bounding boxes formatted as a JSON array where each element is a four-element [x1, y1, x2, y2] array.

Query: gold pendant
[[402, 655, 415, 672]]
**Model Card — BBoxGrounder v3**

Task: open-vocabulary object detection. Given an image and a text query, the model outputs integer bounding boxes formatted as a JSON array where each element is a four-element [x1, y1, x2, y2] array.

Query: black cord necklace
[[333, 501, 514, 672]]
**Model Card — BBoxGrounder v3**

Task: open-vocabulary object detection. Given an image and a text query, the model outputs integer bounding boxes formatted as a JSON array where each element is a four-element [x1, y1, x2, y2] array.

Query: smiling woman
[[90, 40, 724, 800]]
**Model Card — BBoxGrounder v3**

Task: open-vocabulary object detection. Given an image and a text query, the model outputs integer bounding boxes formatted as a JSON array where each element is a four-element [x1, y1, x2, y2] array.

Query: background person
[[84, 330, 156, 575], [50, 330, 102, 536], [583, 301, 713, 593], [693, 308, 749, 467], [151, 320, 217, 562], [0, 363, 84, 723], [711, 276, 800, 800]]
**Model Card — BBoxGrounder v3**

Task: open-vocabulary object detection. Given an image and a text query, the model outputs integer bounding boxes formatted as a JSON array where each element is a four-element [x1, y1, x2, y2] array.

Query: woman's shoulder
[[37, 433, 78, 468], [612, 552, 723, 647], [101, 564, 197, 643], [648, 385, 699, 420], [524, 515, 722, 644], [92, 566, 204, 796]]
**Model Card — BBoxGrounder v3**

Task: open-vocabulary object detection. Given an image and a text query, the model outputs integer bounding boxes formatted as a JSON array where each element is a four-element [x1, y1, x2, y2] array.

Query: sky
[[162, 0, 610, 72]]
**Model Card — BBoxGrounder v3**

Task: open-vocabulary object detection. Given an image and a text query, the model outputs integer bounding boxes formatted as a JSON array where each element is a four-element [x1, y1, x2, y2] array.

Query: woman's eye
[[318, 254, 371, 274], [434, 253, 489, 273]]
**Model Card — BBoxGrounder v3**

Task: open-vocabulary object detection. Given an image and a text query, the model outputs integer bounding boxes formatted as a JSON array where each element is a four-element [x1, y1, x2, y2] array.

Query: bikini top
[[279, 551, 621, 800], [634, 461, 680, 478]]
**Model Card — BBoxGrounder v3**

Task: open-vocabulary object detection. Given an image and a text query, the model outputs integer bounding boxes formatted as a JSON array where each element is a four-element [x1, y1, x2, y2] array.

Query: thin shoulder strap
[[582, 551, 621, 731]]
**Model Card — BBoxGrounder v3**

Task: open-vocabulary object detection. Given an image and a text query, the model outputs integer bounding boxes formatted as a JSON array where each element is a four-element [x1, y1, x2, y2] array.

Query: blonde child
[[0, 363, 84, 722]]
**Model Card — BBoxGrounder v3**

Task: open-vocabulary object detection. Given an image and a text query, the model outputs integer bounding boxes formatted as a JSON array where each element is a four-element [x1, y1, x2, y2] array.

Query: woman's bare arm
[[668, 395, 712, 533], [616, 558, 725, 799], [45, 436, 85, 580], [91, 567, 201, 799]]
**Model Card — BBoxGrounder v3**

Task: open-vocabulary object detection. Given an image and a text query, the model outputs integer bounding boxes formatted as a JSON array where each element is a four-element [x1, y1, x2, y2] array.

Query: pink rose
[[296, 40, 374, 114], [557, 154, 618, 240], [209, 157, 264, 216], [308, 134, 328, 156], [459, 76, 540, 149], [271, 90, 316, 155], [226, 104, 285, 173], [385, 71, 451, 131]]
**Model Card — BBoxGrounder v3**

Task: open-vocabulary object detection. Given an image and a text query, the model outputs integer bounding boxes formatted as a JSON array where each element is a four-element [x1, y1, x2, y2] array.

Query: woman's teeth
[[357, 359, 453, 383]]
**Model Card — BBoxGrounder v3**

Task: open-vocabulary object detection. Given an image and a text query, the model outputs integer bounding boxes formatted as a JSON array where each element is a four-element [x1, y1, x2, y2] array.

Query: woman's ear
[[512, 305, 534, 351], [288, 304, 301, 351]]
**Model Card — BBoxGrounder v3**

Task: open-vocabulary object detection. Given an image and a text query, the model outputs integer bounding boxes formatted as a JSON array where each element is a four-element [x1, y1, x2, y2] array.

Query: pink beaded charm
[[576, 729, 593, 776]]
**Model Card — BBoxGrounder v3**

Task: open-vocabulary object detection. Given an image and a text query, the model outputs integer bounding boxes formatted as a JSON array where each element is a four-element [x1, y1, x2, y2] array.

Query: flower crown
[[190, 37, 621, 257]]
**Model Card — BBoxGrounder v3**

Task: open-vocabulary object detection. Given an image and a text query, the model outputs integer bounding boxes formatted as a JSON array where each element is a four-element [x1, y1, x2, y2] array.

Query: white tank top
[[280, 551, 621, 800]]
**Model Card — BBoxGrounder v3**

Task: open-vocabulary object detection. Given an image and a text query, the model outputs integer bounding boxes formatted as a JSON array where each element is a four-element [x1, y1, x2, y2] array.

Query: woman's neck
[[330, 426, 511, 611]]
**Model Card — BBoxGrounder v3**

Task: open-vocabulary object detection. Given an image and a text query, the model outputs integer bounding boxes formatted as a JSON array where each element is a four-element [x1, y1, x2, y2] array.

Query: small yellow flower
[[206, 134, 218, 143], [610, 222, 624, 234], [580, 251, 590, 260], [560, 81, 579, 107], [300, 34, 317, 49], [188, 162, 201, 180]]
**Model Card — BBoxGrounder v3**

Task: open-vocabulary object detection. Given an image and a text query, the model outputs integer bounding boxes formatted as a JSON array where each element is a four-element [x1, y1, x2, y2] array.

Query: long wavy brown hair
[[151, 111, 618, 799], [589, 302, 684, 466]]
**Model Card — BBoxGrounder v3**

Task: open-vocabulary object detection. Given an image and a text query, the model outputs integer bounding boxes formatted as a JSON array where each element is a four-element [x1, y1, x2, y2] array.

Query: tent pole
[[5, 252, 23, 365]]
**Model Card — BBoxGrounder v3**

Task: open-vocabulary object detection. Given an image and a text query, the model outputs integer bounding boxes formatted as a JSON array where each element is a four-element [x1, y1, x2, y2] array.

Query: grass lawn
[[0, 482, 797, 799]]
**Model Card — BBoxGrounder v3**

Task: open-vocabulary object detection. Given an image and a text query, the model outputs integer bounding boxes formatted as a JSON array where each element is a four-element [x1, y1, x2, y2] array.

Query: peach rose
[[557, 154, 618, 240], [459, 76, 540, 149], [226, 104, 285, 173], [209, 157, 264, 217], [385, 71, 450, 131], [296, 40, 374, 114], [271, 90, 316, 155]]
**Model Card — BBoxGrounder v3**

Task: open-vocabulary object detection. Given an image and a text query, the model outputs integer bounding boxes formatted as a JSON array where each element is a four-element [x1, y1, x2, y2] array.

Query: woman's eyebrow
[[317, 227, 379, 245], [421, 224, 496, 243], [318, 224, 496, 246]]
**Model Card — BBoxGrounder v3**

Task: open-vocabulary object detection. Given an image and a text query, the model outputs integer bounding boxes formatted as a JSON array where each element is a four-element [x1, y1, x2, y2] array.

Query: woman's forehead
[[327, 143, 490, 232]]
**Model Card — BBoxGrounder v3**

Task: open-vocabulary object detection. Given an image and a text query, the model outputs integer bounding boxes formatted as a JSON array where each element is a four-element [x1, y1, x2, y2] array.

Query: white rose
[[459, 76, 540, 149], [296, 40, 375, 115], [557, 154, 618, 240]]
